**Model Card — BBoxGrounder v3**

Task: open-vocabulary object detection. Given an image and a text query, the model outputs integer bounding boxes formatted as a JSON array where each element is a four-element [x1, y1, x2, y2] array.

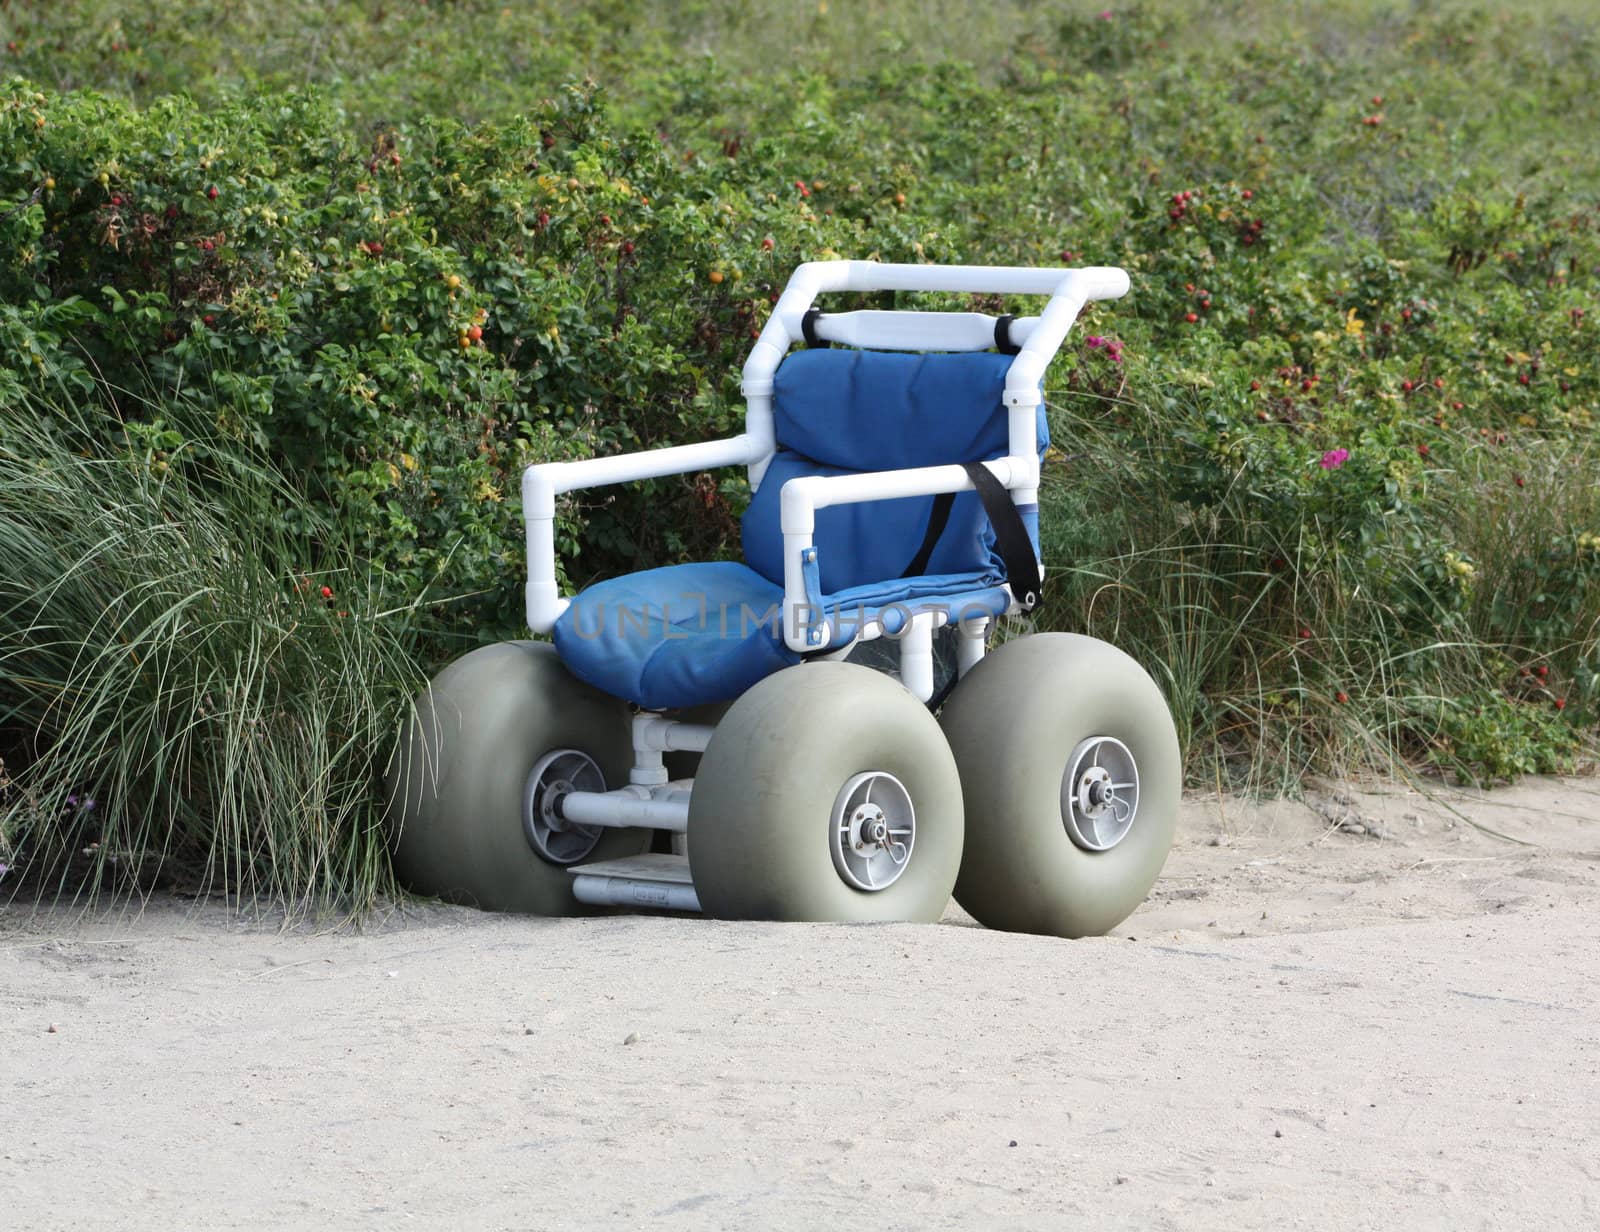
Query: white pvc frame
[[521, 259, 1130, 660], [519, 261, 1131, 902]]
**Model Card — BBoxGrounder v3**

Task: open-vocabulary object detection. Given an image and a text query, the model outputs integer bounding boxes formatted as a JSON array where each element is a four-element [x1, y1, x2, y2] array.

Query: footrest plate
[[568, 853, 700, 912]]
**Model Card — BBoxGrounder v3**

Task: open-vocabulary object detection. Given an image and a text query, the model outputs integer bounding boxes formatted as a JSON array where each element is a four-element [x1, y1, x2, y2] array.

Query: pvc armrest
[[523, 433, 762, 503], [521, 433, 763, 633], [775, 457, 1026, 534]]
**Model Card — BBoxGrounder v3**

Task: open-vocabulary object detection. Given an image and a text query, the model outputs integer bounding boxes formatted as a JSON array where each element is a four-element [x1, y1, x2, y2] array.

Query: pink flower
[[1319, 448, 1350, 470], [1098, 9, 1114, 18], [1084, 334, 1125, 363]]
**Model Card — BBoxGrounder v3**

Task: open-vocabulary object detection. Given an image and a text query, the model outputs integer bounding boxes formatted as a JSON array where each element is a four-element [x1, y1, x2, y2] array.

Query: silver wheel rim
[[1061, 736, 1140, 852], [523, 748, 606, 866], [830, 771, 915, 892]]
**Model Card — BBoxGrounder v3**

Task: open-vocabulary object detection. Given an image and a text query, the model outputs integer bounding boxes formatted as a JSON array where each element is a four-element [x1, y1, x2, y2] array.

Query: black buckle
[[801, 306, 828, 348], [994, 313, 1021, 355]]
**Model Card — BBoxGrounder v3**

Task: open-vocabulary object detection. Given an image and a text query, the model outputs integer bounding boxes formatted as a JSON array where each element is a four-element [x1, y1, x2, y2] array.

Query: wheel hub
[[830, 771, 915, 892], [1061, 736, 1140, 852], [523, 749, 606, 866]]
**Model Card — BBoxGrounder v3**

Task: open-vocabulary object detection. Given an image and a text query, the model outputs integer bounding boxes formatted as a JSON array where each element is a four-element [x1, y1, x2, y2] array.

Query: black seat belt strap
[[900, 492, 956, 579], [962, 461, 1042, 609], [899, 465, 1043, 611]]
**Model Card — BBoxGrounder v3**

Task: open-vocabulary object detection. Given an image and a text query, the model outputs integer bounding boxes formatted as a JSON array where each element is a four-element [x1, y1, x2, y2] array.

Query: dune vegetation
[[1, 0, 1596, 907]]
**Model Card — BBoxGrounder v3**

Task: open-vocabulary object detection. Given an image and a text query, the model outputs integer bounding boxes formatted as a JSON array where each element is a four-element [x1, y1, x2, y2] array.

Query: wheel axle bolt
[[830, 770, 916, 894]]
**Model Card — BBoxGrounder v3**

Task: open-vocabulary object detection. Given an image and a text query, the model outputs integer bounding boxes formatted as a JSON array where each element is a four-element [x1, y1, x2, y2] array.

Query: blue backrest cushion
[[742, 348, 1047, 594], [772, 348, 1032, 470]]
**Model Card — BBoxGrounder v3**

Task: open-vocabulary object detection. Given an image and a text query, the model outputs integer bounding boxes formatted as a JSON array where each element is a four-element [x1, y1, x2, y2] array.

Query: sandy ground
[[3, 777, 1598, 1230]]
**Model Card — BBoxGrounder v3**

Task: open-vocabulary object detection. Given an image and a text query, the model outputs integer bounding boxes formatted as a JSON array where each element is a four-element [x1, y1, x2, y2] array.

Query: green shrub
[[1, 82, 767, 643], [2, 0, 1599, 909]]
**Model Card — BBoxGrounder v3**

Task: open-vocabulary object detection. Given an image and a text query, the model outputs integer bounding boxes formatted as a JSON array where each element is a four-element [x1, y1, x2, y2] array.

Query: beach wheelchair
[[387, 261, 1179, 937]]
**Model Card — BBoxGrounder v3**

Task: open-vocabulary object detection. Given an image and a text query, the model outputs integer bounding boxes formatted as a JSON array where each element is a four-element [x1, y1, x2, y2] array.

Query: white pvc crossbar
[[742, 261, 1129, 403], [560, 788, 690, 832], [806, 310, 1039, 352]]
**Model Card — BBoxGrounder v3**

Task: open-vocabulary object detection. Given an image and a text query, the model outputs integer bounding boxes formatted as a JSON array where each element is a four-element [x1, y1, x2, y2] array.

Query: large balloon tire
[[940, 632, 1180, 938], [385, 641, 649, 913], [688, 662, 963, 923]]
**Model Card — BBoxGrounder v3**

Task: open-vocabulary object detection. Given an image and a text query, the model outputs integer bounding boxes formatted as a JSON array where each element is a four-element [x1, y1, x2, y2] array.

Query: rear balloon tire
[[688, 662, 963, 923], [939, 632, 1180, 938], [385, 641, 650, 913]]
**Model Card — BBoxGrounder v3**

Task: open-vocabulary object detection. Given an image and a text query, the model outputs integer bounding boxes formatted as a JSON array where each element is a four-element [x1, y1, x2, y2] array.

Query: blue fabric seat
[[552, 348, 1043, 710], [552, 561, 1012, 711], [553, 562, 793, 711]]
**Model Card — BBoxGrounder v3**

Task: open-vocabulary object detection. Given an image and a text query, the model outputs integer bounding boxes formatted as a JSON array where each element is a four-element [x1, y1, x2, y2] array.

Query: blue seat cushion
[[552, 560, 1010, 711], [553, 562, 795, 711]]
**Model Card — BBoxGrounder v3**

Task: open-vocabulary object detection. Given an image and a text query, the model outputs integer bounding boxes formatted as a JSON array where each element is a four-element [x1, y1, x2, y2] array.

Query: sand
[[3, 776, 1598, 1230]]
